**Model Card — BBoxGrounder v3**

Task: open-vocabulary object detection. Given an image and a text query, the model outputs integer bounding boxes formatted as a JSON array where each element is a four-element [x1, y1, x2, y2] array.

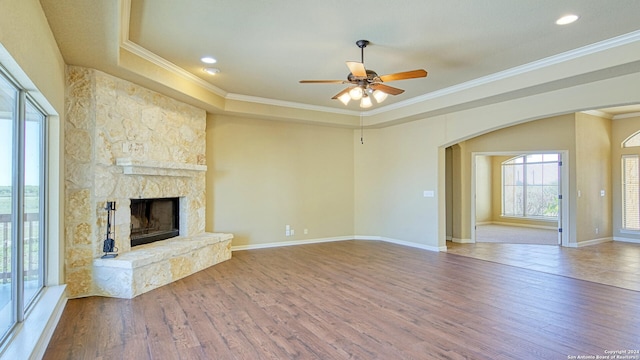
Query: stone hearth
[[94, 232, 232, 298], [65, 66, 232, 298]]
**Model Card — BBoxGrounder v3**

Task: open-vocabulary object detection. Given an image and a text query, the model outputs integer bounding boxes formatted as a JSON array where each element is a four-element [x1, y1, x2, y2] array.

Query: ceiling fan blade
[[370, 83, 405, 95], [346, 61, 367, 77], [331, 86, 355, 99], [379, 69, 428, 82], [299, 80, 346, 84]]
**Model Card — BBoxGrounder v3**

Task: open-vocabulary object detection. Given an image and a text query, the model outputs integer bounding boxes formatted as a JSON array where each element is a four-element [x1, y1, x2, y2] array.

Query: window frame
[[0, 66, 47, 343], [501, 154, 559, 220], [621, 154, 640, 232]]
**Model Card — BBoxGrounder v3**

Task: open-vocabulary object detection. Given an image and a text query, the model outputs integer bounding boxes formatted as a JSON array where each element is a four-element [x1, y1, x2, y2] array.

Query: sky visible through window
[[0, 118, 40, 186]]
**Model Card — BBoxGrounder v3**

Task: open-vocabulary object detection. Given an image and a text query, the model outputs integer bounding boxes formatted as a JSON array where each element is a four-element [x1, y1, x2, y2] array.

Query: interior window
[[502, 154, 559, 219]]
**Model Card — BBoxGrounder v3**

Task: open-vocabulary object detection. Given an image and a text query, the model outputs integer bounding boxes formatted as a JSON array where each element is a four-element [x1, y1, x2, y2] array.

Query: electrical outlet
[[290, 229, 295, 236], [595, 227, 599, 234]]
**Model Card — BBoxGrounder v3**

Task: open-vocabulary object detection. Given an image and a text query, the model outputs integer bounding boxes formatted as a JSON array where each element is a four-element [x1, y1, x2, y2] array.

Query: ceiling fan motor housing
[[348, 69, 379, 83]]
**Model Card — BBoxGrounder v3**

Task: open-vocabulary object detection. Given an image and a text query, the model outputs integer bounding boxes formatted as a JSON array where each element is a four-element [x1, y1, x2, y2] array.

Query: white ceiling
[[40, 0, 640, 115]]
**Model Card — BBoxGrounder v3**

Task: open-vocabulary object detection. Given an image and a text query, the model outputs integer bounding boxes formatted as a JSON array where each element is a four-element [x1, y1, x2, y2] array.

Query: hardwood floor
[[447, 240, 640, 291], [44, 240, 640, 359], [475, 224, 558, 245]]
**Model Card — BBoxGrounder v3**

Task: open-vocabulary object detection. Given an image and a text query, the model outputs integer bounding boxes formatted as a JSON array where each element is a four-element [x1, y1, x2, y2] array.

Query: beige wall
[[575, 113, 612, 243], [206, 115, 355, 247], [446, 111, 615, 245], [611, 114, 640, 242], [452, 114, 576, 242], [354, 116, 446, 250], [0, 0, 66, 285], [475, 155, 492, 223]]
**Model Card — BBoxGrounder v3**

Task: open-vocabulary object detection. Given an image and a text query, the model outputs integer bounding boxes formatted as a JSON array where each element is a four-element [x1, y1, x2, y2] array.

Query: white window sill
[[0, 285, 66, 360], [500, 215, 558, 222]]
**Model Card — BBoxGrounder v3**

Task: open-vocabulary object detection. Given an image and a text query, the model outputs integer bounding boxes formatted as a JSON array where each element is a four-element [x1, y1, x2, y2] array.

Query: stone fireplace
[[65, 66, 232, 299]]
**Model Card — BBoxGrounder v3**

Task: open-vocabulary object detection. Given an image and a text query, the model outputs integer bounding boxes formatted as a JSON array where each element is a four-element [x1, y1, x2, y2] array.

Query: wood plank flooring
[[447, 240, 640, 291], [475, 224, 558, 245], [44, 240, 640, 359]]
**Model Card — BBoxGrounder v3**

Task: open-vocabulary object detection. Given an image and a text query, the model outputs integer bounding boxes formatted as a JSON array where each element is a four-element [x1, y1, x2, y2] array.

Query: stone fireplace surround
[[65, 66, 232, 299]]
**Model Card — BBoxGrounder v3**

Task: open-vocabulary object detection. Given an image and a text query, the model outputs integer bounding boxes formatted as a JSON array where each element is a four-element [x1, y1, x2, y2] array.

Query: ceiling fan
[[299, 40, 428, 108]]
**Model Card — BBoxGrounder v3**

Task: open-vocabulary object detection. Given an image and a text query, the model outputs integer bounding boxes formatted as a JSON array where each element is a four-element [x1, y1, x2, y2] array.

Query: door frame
[[470, 150, 570, 246]]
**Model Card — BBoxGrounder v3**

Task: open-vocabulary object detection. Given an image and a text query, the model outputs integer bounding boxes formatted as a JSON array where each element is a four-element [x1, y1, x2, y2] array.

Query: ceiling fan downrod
[[356, 39, 369, 63]]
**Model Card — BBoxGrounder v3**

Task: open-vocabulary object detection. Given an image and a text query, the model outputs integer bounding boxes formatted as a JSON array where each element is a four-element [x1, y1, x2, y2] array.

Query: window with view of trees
[[502, 154, 559, 219], [0, 69, 46, 343]]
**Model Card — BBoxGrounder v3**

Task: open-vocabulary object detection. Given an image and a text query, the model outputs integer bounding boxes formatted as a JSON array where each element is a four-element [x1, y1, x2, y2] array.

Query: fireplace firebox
[[130, 197, 180, 247]]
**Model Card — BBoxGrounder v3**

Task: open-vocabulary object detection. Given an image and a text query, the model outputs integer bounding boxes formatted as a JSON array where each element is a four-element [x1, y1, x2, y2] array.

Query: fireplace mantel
[[64, 67, 228, 299], [116, 157, 207, 177]]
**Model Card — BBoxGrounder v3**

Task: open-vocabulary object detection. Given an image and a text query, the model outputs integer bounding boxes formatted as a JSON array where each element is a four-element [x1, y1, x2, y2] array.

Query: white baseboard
[[613, 236, 640, 244], [489, 221, 557, 230], [232, 235, 446, 252], [567, 237, 613, 248], [451, 237, 474, 244], [231, 236, 352, 251], [354, 236, 446, 252], [0, 285, 67, 360]]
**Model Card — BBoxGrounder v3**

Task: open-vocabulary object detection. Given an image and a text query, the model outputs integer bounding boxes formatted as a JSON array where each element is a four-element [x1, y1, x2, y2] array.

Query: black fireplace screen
[[130, 197, 179, 247]]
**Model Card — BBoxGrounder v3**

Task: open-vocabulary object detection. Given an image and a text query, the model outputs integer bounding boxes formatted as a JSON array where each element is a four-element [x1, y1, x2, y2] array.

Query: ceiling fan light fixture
[[337, 92, 351, 105], [373, 89, 388, 103], [349, 86, 364, 100], [360, 95, 372, 108]]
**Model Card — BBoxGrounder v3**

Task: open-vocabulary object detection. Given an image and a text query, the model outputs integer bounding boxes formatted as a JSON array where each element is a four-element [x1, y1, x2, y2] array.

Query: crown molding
[[119, 39, 228, 98], [582, 110, 613, 119], [118, 0, 227, 98], [582, 110, 640, 120], [118, 0, 640, 122], [224, 93, 360, 116], [367, 29, 640, 117], [614, 112, 640, 120], [119, 0, 131, 45]]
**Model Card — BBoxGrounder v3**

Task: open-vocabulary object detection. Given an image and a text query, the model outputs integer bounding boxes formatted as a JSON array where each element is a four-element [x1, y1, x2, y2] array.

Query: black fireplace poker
[[102, 201, 118, 259]]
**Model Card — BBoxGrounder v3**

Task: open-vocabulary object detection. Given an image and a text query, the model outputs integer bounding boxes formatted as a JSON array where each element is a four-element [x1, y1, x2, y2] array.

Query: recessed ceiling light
[[200, 56, 217, 64], [556, 14, 579, 25], [203, 67, 220, 75]]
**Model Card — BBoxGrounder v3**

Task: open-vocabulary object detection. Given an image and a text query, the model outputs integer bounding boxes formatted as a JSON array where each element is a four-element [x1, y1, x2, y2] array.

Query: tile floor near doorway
[[446, 241, 640, 291]]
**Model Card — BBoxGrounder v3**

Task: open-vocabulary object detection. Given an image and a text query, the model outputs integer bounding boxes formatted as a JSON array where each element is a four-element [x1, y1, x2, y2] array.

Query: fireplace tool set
[[102, 201, 119, 258]]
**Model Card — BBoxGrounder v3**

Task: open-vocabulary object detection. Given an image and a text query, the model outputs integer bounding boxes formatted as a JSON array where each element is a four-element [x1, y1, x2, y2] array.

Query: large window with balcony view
[[502, 154, 559, 219], [0, 69, 46, 342]]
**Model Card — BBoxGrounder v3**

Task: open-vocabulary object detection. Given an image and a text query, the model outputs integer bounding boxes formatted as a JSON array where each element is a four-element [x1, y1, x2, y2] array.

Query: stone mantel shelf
[[116, 157, 207, 177]]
